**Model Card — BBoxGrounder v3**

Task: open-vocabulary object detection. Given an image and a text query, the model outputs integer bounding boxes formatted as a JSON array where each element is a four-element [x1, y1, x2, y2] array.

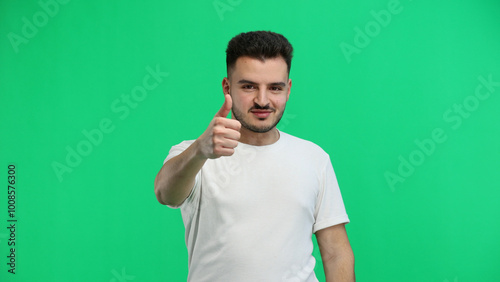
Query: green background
[[1, 0, 499, 281]]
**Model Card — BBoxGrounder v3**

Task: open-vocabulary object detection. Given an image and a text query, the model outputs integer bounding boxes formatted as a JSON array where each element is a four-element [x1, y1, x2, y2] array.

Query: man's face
[[223, 56, 291, 133]]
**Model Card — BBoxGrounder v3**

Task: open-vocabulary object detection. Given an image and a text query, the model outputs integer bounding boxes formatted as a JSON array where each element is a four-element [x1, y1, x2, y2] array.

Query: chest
[[200, 154, 320, 221]]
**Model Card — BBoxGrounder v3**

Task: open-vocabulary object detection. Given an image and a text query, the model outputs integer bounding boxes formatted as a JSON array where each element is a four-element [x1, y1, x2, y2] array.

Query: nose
[[254, 88, 270, 107]]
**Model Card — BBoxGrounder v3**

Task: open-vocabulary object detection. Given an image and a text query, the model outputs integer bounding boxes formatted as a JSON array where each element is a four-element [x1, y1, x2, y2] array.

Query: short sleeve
[[313, 157, 350, 233], [162, 140, 200, 209]]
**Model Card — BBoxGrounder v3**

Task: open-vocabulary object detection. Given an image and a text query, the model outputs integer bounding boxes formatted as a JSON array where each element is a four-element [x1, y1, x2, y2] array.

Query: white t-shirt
[[164, 131, 349, 282]]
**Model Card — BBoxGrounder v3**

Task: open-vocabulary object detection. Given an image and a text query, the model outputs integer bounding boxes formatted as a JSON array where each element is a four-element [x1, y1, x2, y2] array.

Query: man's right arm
[[154, 140, 207, 206], [154, 94, 241, 206]]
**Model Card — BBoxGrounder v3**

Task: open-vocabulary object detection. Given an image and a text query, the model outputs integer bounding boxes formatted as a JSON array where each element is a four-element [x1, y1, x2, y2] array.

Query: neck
[[239, 127, 280, 146]]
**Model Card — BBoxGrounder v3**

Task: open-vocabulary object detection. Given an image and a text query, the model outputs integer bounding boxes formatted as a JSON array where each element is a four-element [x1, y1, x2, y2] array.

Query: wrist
[[192, 139, 209, 160]]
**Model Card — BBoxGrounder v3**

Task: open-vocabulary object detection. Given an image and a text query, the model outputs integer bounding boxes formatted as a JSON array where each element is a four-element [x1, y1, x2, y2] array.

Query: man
[[154, 31, 355, 281]]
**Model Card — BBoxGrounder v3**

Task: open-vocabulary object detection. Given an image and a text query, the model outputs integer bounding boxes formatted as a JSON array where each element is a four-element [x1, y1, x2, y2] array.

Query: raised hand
[[196, 94, 241, 159]]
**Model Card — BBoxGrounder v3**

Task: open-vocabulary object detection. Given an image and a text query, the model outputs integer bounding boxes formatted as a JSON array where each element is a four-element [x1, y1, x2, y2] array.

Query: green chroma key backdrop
[[1, 0, 499, 281]]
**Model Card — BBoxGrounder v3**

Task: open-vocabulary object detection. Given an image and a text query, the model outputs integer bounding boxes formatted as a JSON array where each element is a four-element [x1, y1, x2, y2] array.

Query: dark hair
[[226, 31, 293, 77]]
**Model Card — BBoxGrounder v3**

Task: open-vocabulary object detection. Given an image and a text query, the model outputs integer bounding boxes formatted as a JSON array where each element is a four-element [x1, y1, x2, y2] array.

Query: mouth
[[250, 110, 273, 119]]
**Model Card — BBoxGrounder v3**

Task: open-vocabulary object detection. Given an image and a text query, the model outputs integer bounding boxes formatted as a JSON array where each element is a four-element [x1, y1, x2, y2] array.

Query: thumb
[[215, 94, 232, 118]]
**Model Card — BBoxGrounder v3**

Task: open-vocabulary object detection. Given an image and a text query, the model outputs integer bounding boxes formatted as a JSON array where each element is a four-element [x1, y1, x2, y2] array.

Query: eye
[[242, 84, 256, 90], [270, 86, 283, 91]]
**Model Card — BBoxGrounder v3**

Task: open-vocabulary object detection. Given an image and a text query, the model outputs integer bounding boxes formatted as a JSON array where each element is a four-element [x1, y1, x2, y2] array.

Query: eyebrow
[[237, 79, 286, 87]]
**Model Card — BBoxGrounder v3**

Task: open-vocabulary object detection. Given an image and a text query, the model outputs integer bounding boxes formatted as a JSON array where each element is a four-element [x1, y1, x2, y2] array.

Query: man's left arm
[[316, 223, 355, 282]]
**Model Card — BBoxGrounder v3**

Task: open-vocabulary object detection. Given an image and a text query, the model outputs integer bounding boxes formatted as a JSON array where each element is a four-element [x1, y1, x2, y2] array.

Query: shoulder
[[163, 140, 196, 164]]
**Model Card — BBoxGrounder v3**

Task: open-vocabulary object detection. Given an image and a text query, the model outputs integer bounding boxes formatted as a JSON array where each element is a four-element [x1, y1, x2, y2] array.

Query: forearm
[[154, 140, 207, 206], [324, 249, 355, 282], [155, 95, 241, 206]]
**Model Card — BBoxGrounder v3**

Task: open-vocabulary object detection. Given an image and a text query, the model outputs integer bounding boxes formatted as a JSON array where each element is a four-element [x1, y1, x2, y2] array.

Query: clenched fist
[[196, 94, 241, 159]]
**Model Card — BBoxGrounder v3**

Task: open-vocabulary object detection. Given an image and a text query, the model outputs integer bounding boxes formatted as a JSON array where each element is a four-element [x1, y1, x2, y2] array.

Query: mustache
[[249, 103, 275, 111]]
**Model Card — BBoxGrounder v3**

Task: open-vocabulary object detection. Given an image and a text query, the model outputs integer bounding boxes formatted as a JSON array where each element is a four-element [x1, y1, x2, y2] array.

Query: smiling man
[[154, 31, 355, 282]]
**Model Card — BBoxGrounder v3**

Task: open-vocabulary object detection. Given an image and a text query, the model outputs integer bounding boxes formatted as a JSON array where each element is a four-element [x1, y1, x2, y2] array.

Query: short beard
[[232, 104, 285, 133]]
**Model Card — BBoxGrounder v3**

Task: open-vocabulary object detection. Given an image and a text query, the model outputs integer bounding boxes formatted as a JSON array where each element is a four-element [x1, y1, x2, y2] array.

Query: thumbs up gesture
[[196, 94, 241, 159]]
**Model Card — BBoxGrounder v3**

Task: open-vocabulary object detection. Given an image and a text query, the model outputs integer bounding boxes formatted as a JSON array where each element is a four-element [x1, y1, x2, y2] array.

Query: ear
[[222, 77, 230, 95], [286, 78, 292, 101]]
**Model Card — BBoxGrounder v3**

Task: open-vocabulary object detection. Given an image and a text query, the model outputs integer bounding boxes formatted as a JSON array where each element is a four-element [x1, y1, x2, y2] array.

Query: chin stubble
[[232, 105, 285, 133]]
